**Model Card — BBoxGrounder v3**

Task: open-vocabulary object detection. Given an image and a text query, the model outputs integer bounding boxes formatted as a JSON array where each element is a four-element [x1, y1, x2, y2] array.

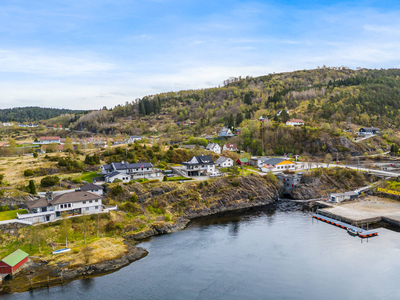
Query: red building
[[236, 158, 250, 166], [0, 249, 29, 275]]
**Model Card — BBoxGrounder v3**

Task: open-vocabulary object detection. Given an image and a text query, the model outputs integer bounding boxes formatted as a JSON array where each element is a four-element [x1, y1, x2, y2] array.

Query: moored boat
[[347, 228, 359, 236]]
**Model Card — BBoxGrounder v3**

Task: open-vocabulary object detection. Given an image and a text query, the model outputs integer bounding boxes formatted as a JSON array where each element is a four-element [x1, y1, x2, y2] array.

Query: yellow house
[[261, 158, 295, 172]]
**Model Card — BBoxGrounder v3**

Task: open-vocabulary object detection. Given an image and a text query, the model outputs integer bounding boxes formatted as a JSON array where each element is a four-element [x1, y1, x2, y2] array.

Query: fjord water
[[5, 201, 400, 300]]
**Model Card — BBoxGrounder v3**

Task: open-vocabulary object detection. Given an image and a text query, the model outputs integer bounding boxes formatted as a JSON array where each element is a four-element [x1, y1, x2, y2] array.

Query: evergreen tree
[[28, 180, 36, 195], [236, 112, 243, 126]]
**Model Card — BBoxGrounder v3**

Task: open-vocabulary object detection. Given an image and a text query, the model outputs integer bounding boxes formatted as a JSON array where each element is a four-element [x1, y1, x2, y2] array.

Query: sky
[[1, 0, 400, 110]]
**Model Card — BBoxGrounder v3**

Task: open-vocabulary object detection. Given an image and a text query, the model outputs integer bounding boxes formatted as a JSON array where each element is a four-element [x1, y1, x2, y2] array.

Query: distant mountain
[[0, 107, 88, 123]]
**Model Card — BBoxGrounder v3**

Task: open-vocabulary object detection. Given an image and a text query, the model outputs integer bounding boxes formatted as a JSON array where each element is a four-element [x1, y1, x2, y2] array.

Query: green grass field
[[0, 209, 28, 221], [79, 171, 100, 183], [167, 176, 193, 181]]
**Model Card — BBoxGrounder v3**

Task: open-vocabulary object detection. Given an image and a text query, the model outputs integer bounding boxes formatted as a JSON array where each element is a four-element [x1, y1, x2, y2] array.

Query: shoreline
[[1, 196, 278, 294]]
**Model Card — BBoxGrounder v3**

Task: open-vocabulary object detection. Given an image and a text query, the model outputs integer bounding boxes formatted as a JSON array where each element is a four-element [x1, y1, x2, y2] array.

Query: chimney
[[121, 160, 124, 164], [46, 191, 53, 202]]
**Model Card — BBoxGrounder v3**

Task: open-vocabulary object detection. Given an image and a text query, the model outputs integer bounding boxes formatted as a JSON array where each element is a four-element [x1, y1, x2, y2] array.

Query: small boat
[[347, 228, 359, 236], [52, 248, 71, 255]]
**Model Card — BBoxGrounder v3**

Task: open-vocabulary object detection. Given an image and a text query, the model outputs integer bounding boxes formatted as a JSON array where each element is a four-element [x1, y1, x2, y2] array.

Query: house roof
[[27, 191, 103, 209], [237, 158, 249, 163], [129, 136, 141, 138], [262, 158, 293, 166], [181, 155, 215, 165], [40, 136, 60, 141], [215, 156, 231, 164], [360, 127, 380, 131], [287, 119, 304, 123], [102, 162, 153, 171], [206, 143, 219, 149], [2, 249, 29, 267], [104, 171, 123, 178], [224, 143, 237, 149], [80, 183, 103, 191]]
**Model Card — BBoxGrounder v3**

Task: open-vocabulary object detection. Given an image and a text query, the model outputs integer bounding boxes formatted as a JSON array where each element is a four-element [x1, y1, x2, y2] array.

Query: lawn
[[79, 171, 100, 183], [167, 176, 193, 181], [0, 209, 28, 221]]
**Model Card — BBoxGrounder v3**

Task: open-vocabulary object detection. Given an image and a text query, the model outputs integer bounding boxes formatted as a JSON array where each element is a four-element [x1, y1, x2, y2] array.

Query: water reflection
[[4, 202, 400, 300]]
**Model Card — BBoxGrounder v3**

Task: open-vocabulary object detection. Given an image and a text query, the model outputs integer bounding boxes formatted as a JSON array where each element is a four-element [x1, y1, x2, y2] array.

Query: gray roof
[[104, 171, 122, 178], [215, 156, 230, 164], [27, 191, 103, 209], [262, 158, 291, 166], [80, 183, 103, 191], [360, 127, 380, 131], [181, 155, 215, 166], [103, 161, 153, 171]]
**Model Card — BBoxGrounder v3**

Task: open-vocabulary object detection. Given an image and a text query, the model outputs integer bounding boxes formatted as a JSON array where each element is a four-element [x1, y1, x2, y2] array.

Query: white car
[[209, 172, 222, 177]]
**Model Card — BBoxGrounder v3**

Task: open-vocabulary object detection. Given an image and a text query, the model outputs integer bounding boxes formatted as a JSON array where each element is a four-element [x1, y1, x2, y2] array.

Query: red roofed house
[[222, 143, 238, 152], [286, 119, 305, 126], [0, 249, 29, 275]]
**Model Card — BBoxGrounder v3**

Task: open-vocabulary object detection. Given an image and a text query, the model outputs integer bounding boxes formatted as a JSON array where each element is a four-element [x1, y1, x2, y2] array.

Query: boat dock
[[312, 213, 378, 238]]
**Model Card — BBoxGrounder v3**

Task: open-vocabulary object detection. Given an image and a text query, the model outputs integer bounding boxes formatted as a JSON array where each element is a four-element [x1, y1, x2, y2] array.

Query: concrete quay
[[315, 196, 400, 227]]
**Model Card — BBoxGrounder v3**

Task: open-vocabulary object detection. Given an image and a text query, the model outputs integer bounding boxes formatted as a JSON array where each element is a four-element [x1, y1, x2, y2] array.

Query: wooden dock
[[312, 213, 378, 238]]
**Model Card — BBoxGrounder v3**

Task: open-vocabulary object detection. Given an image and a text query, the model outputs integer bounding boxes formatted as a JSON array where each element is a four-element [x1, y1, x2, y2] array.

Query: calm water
[[4, 201, 400, 300]]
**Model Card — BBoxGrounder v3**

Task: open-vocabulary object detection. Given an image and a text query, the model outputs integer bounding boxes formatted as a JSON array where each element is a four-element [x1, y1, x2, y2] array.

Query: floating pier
[[312, 213, 378, 238]]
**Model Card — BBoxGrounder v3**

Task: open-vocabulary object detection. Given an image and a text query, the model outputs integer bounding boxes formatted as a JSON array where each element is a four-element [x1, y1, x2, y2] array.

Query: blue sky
[[1, 0, 400, 109]]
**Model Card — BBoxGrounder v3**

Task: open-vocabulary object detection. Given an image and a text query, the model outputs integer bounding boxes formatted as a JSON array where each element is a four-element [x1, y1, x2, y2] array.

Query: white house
[[330, 191, 359, 203], [34, 136, 61, 144], [260, 158, 295, 173], [2, 122, 14, 127], [250, 157, 270, 168], [126, 136, 142, 143], [222, 143, 238, 152], [286, 119, 305, 126], [180, 155, 215, 176], [277, 110, 289, 116], [21, 191, 103, 223], [206, 143, 221, 154], [218, 127, 235, 138], [101, 161, 161, 183], [215, 156, 234, 167]]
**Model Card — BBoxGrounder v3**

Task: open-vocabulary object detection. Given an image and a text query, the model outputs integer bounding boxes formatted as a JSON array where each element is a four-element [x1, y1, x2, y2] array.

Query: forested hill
[[0, 107, 88, 123], [50, 67, 400, 135]]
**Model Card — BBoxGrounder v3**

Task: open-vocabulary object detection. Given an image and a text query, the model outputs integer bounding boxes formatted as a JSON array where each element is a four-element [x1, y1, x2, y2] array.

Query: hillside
[[17, 67, 400, 157], [0, 107, 88, 123]]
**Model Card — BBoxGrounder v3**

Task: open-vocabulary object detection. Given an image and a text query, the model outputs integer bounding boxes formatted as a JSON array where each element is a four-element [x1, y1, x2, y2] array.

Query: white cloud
[[0, 48, 116, 76]]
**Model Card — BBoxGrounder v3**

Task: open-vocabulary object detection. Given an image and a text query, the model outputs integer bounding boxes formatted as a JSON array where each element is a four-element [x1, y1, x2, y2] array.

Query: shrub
[[204, 181, 208, 186], [163, 175, 168, 181], [115, 222, 123, 230], [147, 205, 155, 214], [111, 185, 124, 196], [24, 169, 34, 177], [231, 181, 240, 187], [72, 177, 82, 184], [248, 194, 254, 201], [113, 179, 123, 183], [130, 194, 138, 203], [164, 215, 171, 222], [120, 202, 139, 214], [0, 190, 4, 197], [41, 176, 60, 187], [105, 220, 115, 232], [33, 152, 38, 158], [198, 182, 204, 189]]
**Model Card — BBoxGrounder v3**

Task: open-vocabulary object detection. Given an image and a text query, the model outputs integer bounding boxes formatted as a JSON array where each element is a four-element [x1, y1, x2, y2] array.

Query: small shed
[[236, 158, 249, 166], [0, 249, 29, 275]]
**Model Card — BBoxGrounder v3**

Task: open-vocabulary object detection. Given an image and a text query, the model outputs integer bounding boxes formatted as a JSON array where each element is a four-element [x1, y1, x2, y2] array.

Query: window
[[95, 199, 98, 202], [95, 206, 99, 209], [86, 207, 89, 211], [68, 204, 71, 208], [83, 201, 86, 204], [89, 200, 93, 203]]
